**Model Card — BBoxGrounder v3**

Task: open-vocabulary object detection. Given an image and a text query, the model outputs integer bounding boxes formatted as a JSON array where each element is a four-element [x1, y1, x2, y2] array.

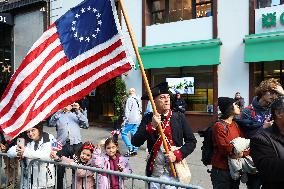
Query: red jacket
[[212, 120, 248, 170]]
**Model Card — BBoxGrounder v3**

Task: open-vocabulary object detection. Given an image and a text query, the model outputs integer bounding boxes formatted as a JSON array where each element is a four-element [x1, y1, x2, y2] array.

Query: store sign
[[0, 13, 13, 25], [261, 12, 284, 28], [255, 4, 284, 34]]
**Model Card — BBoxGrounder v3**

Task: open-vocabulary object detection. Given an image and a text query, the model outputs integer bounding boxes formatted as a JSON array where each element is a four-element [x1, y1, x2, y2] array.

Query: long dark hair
[[104, 137, 120, 154], [25, 122, 44, 143]]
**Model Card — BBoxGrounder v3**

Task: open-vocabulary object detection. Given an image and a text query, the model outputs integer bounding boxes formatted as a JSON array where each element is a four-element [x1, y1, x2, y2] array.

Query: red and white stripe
[[0, 24, 133, 139]]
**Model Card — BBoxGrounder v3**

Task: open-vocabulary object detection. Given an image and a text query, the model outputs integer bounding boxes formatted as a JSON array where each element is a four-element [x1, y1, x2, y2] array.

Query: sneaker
[[124, 150, 137, 157]]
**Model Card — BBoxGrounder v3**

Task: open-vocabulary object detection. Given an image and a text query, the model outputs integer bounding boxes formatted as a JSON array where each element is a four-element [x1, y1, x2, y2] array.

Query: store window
[[0, 24, 12, 98], [257, 0, 280, 8], [150, 0, 212, 25], [253, 61, 284, 88], [151, 66, 214, 112]]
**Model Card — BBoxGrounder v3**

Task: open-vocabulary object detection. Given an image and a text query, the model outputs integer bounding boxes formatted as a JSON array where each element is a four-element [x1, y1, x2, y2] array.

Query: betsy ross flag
[[0, 0, 134, 139]]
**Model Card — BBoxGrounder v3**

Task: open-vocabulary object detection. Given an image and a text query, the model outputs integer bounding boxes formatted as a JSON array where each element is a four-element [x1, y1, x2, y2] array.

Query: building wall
[[146, 17, 213, 46], [50, 0, 83, 24], [120, 0, 143, 98], [217, 0, 249, 105], [14, 10, 44, 69]]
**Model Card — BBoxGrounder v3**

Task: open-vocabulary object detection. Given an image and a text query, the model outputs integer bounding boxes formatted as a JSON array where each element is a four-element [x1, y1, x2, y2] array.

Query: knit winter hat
[[218, 97, 235, 114]]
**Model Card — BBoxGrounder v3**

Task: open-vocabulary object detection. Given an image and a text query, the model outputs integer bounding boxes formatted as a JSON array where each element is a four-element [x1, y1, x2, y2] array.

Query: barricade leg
[[3, 156, 19, 189], [57, 165, 65, 189]]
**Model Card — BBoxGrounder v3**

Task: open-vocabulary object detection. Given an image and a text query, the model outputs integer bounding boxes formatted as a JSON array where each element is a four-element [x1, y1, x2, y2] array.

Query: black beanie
[[218, 97, 235, 114]]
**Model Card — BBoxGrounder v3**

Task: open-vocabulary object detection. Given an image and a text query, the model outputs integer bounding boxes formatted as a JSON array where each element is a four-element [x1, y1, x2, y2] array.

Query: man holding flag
[[132, 82, 197, 187], [0, 0, 133, 141]]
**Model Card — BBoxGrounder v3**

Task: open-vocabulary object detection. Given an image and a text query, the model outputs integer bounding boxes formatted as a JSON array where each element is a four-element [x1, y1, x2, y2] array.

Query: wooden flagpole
[[118, 0, 177, 178]]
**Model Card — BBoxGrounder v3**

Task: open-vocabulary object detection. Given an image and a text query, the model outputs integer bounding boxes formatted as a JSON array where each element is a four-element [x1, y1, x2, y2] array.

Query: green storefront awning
[[138, 39, 221, 69], [244, 31, 284, 63]]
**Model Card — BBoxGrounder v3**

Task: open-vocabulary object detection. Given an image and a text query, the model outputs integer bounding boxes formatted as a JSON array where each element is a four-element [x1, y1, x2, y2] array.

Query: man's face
[[154, 94, 171, 112], [235, 93, 241, 99], [261, 91, 278, 105]]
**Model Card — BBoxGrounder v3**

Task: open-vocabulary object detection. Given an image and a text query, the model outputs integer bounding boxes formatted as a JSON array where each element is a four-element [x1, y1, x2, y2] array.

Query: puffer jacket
[[8, 132, 55, 189], [238, 96, 271, 138], [91, 149, 132, 189], [250, 125, 284, 189]]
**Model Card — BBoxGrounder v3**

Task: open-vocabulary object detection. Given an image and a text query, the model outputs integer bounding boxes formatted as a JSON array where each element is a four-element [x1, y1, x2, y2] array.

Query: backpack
[[199, 120, 228, 166], [244, 104, 256, 119]]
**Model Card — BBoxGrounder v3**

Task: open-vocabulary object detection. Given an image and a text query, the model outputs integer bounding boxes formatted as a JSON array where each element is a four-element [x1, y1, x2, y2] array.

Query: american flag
[[51, 139, 63, 151], [0, 0, 133, 139]]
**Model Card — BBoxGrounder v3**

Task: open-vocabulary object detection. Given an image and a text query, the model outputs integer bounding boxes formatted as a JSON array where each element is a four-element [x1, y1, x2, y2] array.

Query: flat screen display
[[166, 77, 194, 94]]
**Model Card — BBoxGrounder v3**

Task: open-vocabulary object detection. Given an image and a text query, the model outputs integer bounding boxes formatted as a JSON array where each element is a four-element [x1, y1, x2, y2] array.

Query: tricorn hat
[[141, 82, 170, 100]]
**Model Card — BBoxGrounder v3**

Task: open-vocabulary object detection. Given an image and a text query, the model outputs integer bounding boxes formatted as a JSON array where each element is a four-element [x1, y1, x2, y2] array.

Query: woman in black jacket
[[250, 96, 284, 189]]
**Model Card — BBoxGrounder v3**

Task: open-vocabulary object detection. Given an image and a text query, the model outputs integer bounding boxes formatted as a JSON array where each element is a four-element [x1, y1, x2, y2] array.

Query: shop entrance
[[0, 23, 12, 98], [86, 79, 116, 126]]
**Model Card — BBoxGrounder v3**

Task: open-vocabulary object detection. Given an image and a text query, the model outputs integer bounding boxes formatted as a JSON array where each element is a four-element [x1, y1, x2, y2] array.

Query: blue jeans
[[121, 123, 138, 152]]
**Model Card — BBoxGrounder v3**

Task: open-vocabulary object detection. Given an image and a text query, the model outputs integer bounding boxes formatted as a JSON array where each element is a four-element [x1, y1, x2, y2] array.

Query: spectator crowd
[[1, 78, 284, 189]]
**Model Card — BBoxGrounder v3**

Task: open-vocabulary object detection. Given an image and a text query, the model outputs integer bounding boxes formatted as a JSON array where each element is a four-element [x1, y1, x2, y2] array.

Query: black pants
[[211, 168, 240, 189], [246, 173, 262, 189], [56, 142, 82, 189]]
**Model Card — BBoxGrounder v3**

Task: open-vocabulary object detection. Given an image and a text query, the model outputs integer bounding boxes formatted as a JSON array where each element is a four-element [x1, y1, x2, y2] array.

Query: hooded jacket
[[237, 96, 271, 138], [124, 95, 141, 124]]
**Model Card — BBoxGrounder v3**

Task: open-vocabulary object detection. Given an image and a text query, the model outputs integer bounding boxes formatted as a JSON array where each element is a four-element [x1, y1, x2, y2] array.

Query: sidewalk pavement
[[44, 125, 246, 189]]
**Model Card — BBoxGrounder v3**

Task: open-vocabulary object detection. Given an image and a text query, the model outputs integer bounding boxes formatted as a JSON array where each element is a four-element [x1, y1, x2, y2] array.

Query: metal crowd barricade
[[27, 158, 204, 189], [0, 152, 204, 189], [0, 152, 25, 189]]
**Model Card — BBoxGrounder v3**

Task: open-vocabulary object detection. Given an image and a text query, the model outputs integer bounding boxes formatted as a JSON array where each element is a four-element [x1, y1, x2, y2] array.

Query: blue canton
[[55, 0, 118, 60]]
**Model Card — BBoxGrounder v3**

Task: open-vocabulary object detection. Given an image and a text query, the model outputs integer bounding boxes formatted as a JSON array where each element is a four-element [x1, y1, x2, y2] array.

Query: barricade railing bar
[[0, 152, 204, 189]]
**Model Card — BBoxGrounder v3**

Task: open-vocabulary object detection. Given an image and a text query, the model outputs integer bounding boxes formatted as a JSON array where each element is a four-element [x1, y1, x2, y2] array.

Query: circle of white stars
[[71, 6, 103, 43]]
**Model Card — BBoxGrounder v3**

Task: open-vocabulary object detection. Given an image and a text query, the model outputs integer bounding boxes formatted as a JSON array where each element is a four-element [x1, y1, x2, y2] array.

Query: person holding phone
[[7, 123, 55, 189], [49, 103, 89, 189]]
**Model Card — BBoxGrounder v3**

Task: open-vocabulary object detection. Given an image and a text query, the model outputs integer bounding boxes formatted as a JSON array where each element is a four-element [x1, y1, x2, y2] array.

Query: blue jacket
[[237, 97, 271, 138]]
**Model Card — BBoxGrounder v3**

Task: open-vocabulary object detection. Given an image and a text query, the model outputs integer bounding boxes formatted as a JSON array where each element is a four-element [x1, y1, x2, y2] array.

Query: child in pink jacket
[[92, 137, 132, 189], [51, 142, 95, 189]]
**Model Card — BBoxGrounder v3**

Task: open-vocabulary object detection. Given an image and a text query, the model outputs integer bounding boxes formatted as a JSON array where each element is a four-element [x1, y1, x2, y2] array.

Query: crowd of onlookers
[[211, 78, 284, 189], [1, 102, 133, 189], [1, 78, 284, 189]]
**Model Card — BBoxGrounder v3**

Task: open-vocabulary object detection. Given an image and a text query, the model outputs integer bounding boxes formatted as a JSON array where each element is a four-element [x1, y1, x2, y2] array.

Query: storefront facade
[[4, 0, 283, 131], [49, 0, 250, 131], [137, 0, 250, 131], [246, 0, 284, 102], [0, 0, 48, 97]]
